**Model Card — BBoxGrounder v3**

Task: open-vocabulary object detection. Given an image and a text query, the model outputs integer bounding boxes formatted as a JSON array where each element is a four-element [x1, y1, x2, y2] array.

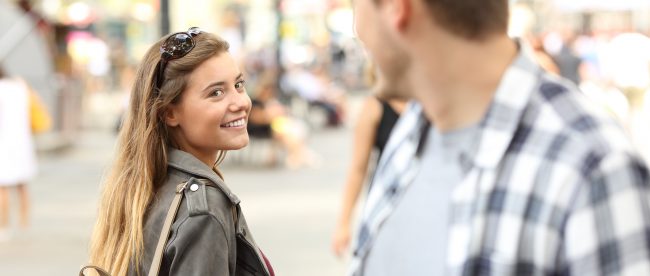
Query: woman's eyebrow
[[203, 81, 226, 92], [203, 73, 244, 91]]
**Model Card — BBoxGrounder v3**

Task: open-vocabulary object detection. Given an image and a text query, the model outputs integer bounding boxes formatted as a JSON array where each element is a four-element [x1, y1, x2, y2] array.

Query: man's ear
[[164, 106, 180, 127], [388, 0, 411, 32]]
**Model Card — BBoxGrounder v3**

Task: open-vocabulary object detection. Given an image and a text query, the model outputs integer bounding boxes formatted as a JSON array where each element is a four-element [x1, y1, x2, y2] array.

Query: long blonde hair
[[88, 31, 230, 276]]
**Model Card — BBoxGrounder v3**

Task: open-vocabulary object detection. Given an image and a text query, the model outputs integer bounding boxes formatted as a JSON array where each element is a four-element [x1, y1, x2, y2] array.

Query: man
[[350, 0, 650, 275]]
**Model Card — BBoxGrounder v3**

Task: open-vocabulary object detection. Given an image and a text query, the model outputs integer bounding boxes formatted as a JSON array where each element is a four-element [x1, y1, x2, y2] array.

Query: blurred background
[[0, 0, 649, 275]]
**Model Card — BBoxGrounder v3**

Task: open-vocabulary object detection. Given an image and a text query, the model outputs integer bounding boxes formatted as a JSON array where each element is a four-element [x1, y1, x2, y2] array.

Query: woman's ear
[[164, 106, 180, 127]]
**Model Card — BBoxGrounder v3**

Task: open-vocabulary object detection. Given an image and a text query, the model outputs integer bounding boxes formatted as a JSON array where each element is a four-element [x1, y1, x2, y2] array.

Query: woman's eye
[[211, 89, 224, 97], [235, 80, 246, 90]]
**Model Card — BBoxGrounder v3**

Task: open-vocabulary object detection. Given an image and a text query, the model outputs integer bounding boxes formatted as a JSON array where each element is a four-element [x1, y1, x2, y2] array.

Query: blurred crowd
[[524, 28, 650, 159]]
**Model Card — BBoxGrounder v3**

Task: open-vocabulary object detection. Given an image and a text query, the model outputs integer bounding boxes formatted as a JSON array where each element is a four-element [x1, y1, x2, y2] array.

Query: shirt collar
[[379, 40, 543, 172], [410, 40, 542, 171], [470, 39, 543, 169]]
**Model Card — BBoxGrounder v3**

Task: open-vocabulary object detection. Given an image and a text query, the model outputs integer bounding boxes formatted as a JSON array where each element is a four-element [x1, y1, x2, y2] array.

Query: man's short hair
[[422, 0, 509, 40]]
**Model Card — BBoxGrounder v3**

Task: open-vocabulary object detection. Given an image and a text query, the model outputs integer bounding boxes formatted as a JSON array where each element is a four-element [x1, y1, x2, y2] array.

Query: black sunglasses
[[154, 27, 203, 91]]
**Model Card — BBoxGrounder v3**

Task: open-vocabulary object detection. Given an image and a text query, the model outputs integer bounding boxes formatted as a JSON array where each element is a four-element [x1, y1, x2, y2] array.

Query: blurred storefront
[[513, 0, 650, 33], [1, 0, 361, 143], [0, 0, 75, 149]]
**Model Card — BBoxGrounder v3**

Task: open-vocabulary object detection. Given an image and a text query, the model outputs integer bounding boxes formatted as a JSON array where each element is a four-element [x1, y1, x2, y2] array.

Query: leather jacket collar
[[166, 148, 240, 205]]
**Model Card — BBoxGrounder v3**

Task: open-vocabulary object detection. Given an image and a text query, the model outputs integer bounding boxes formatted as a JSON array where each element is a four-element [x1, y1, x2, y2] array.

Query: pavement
[[0, 108, 360, 275]]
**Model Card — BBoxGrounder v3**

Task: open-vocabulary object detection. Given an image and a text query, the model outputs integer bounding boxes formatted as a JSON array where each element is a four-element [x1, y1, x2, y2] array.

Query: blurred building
[[1, 0, 363, 145], [514, 0, 650, 33]]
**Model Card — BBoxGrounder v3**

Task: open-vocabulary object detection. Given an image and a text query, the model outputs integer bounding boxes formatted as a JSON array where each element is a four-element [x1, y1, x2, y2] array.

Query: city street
[[0, 122, 356, 275], [3, 1, 650, 275]]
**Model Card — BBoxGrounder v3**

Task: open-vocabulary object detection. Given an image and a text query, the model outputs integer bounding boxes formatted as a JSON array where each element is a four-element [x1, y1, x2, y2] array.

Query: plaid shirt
[[350, 44, 650, 275]]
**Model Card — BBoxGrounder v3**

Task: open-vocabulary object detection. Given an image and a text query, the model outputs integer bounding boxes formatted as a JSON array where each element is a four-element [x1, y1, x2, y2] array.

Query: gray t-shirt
[[364, 124, 478, 275]]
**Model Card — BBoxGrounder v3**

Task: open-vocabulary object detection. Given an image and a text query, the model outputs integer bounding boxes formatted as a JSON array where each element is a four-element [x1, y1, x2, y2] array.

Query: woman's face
[[165, 52, 251, 165]]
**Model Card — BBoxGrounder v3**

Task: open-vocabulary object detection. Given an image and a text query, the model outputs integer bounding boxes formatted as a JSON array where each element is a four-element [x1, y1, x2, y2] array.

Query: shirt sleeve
[[164, 214, 231, 276], [563, 152, 650, 275]]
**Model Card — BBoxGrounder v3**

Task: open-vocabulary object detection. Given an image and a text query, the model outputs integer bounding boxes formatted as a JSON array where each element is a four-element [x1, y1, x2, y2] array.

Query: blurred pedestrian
[[526, 32, 560, 75], [332, 95, 406, 258], [351, 0, 650, 275], [0, 65, 37, 241], [283, 65, 346, 127], [552, 32, 583, 85], [84, 28, 273, 276], [247, 75, 318, 169], [332, 63, 406, 257]]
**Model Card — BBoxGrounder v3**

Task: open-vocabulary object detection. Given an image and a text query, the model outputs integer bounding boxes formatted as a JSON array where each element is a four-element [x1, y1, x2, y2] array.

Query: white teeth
[[223, 119, 245, 128]]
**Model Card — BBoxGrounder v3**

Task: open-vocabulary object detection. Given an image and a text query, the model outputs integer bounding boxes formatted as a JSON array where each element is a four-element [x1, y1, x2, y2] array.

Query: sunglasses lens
[[187, 27, 202, 36], [161, 33, 194, 59]]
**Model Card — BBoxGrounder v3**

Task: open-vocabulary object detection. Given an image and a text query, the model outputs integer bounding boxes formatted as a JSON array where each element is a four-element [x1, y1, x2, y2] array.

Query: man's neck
[[412, 34, 518, 132]]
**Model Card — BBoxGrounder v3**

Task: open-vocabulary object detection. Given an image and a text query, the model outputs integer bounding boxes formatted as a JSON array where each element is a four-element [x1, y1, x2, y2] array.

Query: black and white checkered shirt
[[351, 43, 650, 275]]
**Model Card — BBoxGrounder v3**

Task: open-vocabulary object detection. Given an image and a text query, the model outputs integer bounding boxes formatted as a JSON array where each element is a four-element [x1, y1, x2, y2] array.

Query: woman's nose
[[228, 91, 251, 112]]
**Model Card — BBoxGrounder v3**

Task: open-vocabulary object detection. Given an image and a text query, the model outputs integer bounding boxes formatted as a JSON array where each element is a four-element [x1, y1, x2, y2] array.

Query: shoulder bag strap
[[148, 181, 189, 276]]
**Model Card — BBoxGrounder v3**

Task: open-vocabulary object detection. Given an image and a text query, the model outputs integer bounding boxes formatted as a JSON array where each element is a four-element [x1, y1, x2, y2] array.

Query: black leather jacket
[[129, 149, 271, 276]]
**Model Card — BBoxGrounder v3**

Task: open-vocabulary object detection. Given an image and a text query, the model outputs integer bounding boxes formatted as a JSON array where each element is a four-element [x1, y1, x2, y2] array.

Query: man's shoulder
[[513, 74, 640, 173], [530, 75, 629, 146]]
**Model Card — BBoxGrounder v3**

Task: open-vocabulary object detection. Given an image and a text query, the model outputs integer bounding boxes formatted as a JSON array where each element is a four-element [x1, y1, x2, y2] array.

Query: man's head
[[418, 0, 510, 41], [358, 0, 510, 40], [353, 0, 510, 97], [353, 0, 412, 100]]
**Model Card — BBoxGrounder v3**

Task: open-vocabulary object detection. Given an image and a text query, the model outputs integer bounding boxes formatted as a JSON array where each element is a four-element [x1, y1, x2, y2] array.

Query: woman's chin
[[222, 137, 249, 151]]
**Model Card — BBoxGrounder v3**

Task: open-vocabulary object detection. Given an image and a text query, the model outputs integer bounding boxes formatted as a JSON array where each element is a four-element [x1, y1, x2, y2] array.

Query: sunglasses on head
[[154, 27, 203, 91]]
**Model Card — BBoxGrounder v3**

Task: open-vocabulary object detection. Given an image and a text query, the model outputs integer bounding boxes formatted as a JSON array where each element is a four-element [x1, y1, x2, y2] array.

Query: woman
[[0, 66, 37, 241], [331, 96, 406, 257], [87, 28, 273, 276], [331, 60, 407, 257]]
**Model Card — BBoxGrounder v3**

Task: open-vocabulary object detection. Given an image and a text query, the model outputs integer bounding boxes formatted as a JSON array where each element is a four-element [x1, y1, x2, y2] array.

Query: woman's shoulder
[[165, 169, 235, 220], [141, 171, 237, 260], [356, 96, 383, 125]]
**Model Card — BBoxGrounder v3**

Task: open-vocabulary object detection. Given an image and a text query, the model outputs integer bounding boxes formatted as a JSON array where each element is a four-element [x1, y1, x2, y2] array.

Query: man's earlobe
[[392, 0, 411, 31]]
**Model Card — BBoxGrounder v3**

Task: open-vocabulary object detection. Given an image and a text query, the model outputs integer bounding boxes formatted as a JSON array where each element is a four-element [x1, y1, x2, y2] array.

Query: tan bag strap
[[231, 204, 238, 226], [148, 181, 189, 276]]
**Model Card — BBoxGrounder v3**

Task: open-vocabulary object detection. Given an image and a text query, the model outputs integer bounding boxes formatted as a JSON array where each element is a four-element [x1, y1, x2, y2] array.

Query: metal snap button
[[190, 183, 199, 192]]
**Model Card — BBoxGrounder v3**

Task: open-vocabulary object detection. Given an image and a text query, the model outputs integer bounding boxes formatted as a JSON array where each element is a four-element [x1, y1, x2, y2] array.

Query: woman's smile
[[220, 117, 247, 129]]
